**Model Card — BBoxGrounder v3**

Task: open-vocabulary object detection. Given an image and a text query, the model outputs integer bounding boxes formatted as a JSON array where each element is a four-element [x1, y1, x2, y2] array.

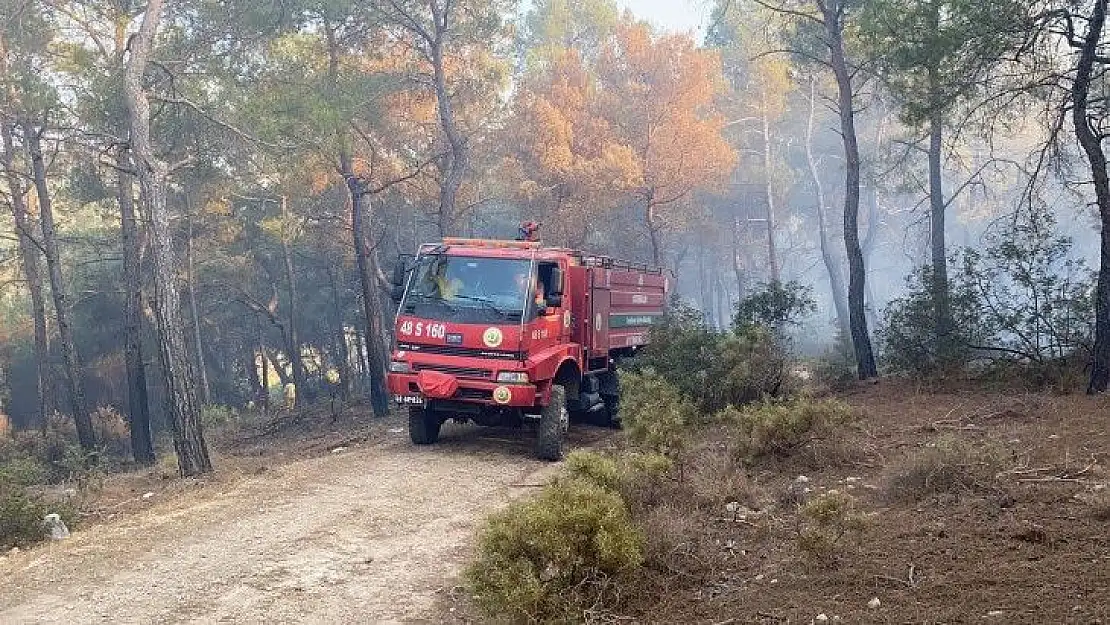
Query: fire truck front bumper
[[387, 373, 539, 409]]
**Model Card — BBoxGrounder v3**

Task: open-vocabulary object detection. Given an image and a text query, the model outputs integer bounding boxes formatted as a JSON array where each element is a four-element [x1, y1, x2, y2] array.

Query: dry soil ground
[[619, 385, 1110, 624], [3, 386, 1109, 625], [0, 411, 613, 624]]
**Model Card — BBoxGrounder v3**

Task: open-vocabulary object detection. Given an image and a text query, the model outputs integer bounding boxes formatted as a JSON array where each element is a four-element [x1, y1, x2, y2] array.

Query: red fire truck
[[386, 236, 668, 460]]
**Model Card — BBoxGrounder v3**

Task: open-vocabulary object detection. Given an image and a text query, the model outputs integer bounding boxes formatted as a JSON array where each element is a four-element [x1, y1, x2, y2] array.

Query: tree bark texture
[[761, 91, 780, 282], [806, 75, 851, 341], [822, 0, 878, 379], [117, 146, 155, 465], [25, 123, 96, 451], [428, 5, 469, 237], [0, 121, 51, 425], [123, 0, 212, 476], [279, 195, 308, 399], [185, 205, 212, 405], [344, 157, 390, 417], [1074, 0, 1110, 393], [928, 104, 952, 350]]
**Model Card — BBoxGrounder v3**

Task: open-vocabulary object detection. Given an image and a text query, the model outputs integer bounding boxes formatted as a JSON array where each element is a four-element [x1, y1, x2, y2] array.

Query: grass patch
[[884, 436, 1007, 502], [724, 397, 857, 465]]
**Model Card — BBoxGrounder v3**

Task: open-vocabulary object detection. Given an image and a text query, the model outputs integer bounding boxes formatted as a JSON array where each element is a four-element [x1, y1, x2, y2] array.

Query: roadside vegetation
[[461, 284, 1110, 624]]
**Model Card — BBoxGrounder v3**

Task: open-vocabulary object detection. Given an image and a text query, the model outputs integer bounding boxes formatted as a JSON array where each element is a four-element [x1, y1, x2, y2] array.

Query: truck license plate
[[393, 394, 425, 406]]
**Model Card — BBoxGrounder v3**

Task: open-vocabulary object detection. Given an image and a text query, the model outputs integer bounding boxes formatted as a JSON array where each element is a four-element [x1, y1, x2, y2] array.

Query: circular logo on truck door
[[482, 327, 503, 348], [493, 386, 512, 405]]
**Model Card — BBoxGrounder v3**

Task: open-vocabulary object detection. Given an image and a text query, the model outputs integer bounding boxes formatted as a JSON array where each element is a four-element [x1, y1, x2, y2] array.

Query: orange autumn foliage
[[511, 19, 736, 253]]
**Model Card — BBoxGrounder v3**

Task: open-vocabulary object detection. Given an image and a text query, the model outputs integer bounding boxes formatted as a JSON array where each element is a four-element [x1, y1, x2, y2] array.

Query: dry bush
[[884, 436, 1007, 503], [795, 490, 871, 567], [92, 406, 130, 459], [465, 478, 644, 623], [725, 397, 857, 466], [638, 502, 711, 577], [681, 439, 761, 513]]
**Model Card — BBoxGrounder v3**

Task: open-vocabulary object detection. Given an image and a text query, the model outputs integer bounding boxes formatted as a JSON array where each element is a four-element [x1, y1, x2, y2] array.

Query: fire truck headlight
[[496, 371, 529, 384], [389, 360, 412, 374]]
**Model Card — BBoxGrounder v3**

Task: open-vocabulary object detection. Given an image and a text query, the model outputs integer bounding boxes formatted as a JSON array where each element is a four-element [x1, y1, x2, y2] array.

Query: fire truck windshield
[[401, 255, 533, 324]]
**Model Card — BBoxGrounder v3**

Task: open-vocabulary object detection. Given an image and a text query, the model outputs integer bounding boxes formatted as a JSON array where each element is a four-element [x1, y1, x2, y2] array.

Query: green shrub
[[728, 397, 855, 464], [884, 435, 1006, 502], [618, 370, 696, 457], [465, 478, 644, 623], [628, 302, 788, 413], [702, 327, 789, 412], [795, 490, 870, 567], [564, 450, 674, 511], [0, 462, 76, 549], [733, 280, 816, 335]]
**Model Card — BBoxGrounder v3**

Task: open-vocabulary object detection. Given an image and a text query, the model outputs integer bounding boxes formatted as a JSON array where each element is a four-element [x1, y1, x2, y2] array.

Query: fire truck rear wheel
[[408, 407, 441, 445], [536, 384, 569, 461]]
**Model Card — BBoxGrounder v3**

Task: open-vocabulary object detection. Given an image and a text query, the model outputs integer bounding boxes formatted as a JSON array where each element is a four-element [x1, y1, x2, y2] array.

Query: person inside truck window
[[512, 269, 546, 311], [430, 262, 462, 300]]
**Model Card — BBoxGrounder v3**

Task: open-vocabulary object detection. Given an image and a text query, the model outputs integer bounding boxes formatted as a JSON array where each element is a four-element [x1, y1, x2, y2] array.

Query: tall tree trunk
[[25, 124, 96, 452], [117, 146, 154, 465], [185, 205, 211, 405], [732, 215, 746, 301], [1075, 0, 1110, 392], [646, 195, 662, 267], [823, 0, 878, 379], [123, 0, 212, 476], [329, 262, 353, 400], [928, 104, 952, 354], [0, 121, 51, 425], [806, 76, 851, 340], [428, 10, 468, 237], [279, 195, 308, 399], [761, 91, 780, 282], [344, 160, 389, 417]]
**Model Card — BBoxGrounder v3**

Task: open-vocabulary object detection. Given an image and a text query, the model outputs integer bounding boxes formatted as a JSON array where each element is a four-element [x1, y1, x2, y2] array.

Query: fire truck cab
[[387, 236, 667, 460]]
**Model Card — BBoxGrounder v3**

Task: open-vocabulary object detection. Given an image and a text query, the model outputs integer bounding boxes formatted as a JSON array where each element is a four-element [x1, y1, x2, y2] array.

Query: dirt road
[[0, 423, 598, 624]]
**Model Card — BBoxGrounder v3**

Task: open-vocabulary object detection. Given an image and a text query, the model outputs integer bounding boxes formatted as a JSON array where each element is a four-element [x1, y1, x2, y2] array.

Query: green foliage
[[858, 0, 1031, 126], [618, 370, 696, 457], [0, 439, 78, 549], [884, 435, 1006, 502], [705, 327, 790, 410], [795, 490, 870, 567], [629, 301, 788, 414], [957, 220, 1094, 363], [880, 216, 1094, 377], [564, 450, 674, 511], [878, 264, 982, 374], [726, 397, 855, 463], [733, 280, 816, 334], [465, 478, 644, 623]]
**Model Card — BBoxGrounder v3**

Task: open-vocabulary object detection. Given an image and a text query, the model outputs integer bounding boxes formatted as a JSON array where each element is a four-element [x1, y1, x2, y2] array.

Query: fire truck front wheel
[[536, 384, 569, 461], [408, 407, 441, 445]]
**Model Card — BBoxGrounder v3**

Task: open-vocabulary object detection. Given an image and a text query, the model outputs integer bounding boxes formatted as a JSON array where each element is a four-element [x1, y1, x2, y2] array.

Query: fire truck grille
[[412, 363, 493, 379], [397, 343, 523, 360]]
